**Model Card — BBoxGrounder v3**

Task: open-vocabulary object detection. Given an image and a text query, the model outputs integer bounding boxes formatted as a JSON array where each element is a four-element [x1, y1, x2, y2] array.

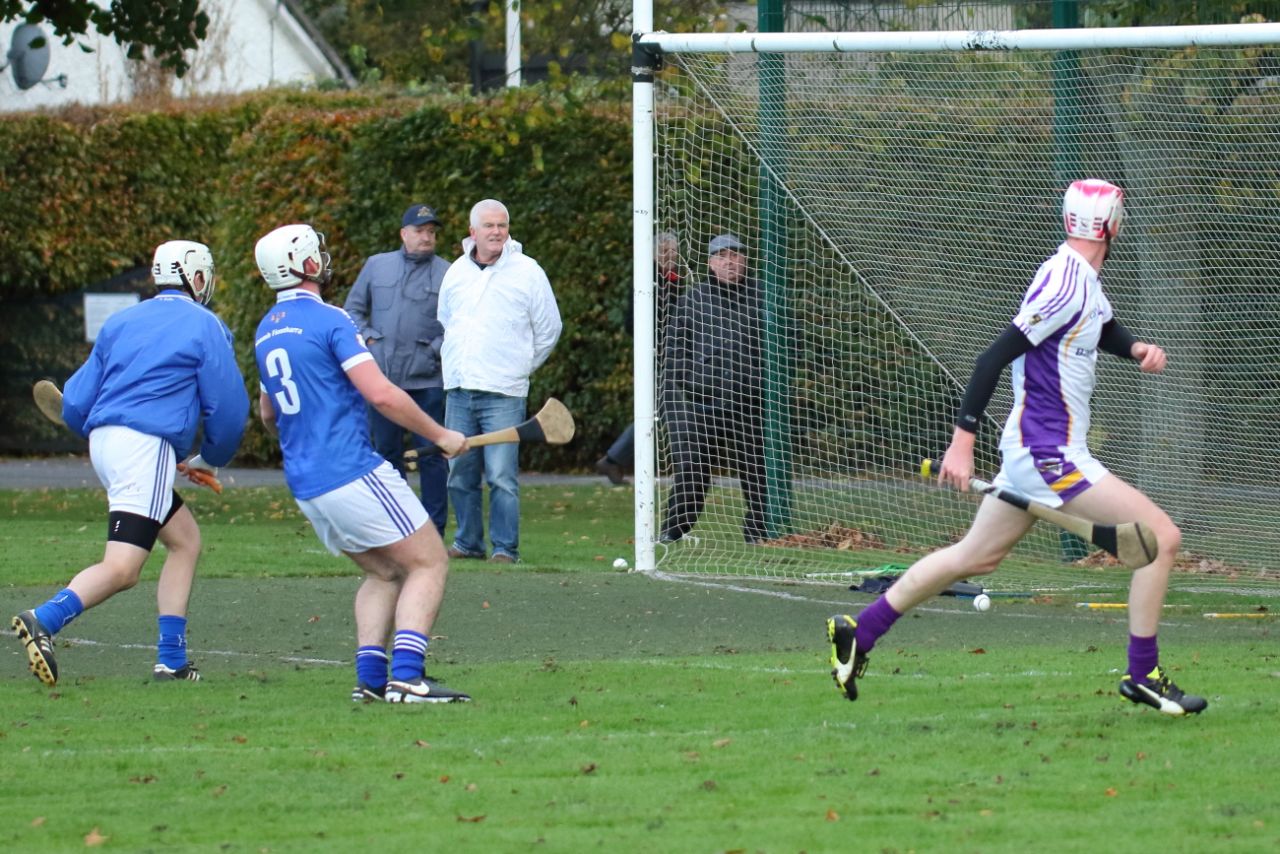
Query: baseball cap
[[402, 204, 442, 227], [707, 233, 745, 257]]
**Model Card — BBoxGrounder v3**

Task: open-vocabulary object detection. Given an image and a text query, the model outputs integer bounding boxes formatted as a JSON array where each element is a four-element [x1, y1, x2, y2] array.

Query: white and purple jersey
[[254, 290, 383, 500], [1000, 242, 1113, 453]]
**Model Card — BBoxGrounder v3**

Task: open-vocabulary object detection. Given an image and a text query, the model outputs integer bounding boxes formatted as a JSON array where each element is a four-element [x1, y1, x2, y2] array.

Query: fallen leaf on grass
[[456, 815, 486, 823], [712, 738, 732, 748], [30, 817, 45, 827], [826, 809, 840, 821], [85, 827, 109, 846], [581, 763, 598, 775], [1104, 787, 1118, 797], [414, 740, 430, 748]]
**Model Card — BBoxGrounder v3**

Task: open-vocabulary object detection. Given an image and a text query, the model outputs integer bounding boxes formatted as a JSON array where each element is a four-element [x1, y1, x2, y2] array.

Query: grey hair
[[470, 199, 510, 229]]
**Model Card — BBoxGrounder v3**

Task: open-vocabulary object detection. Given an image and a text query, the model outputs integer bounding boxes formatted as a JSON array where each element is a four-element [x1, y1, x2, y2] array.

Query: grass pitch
[[2, 482, 1278, 852]]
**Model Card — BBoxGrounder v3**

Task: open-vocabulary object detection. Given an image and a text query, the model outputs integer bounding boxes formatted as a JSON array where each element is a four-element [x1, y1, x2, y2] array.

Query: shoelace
[[1146, 668, 1185, 700]]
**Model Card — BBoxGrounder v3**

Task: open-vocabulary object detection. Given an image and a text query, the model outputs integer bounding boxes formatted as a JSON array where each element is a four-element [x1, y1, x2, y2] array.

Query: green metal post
[[758, 0, 793, 538], [1052, 0, 1090, 562]]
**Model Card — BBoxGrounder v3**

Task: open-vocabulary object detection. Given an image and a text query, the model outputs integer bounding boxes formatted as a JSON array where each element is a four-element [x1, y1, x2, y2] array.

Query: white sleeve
[[1012, 263, 1083, 347], [527, 266, 562, 371]]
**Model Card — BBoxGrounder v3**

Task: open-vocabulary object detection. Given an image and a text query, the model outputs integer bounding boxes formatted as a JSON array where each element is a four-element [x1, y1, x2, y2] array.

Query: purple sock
[[854, 595, 902, 654], [1127, 633, 1159, 683]]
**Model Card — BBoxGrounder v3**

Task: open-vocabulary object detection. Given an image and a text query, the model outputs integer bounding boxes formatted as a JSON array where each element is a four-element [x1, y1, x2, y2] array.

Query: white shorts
[[89, 425, 177, 521], [296, 461, 429, 555], [995, 444, 1109, 508]]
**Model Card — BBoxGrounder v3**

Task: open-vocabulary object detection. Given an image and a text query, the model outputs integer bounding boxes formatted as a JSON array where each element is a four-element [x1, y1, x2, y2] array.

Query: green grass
[[2, 484, 1279, 852]]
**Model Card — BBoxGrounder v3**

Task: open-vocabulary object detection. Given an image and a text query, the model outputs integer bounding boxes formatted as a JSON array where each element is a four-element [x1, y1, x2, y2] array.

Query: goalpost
[[632, 9, 1280, 595]]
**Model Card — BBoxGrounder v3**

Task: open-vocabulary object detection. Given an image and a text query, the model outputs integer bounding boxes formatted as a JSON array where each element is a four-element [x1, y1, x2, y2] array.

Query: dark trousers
[[606, 423, 635, 466], [368, 386, 447, 536], [661, 403, 767, 543]]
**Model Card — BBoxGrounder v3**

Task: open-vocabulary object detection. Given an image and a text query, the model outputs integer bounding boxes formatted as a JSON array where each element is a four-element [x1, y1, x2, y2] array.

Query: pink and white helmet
[[1062, 179, 1125, 242]]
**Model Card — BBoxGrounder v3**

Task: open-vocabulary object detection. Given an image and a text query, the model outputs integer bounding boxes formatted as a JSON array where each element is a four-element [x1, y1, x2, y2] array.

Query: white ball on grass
[[612, 557, 629, 570], [973, 593, 991, 612]]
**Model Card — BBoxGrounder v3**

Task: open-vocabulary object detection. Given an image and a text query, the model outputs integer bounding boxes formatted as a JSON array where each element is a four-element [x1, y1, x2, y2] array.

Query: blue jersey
[[254, 290, 383, 499], [62, 290, 248, 465]]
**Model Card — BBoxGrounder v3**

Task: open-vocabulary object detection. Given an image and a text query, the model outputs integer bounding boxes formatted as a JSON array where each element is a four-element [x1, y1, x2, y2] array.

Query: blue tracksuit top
[[62, 290, 249, 465]]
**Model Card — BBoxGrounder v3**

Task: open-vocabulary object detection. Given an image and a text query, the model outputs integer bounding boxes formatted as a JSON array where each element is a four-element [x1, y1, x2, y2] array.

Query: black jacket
[[662, 274, 763, 415]]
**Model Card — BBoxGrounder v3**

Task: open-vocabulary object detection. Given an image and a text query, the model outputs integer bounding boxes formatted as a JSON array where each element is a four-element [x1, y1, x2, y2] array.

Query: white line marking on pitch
[[60, 636, 345, 666]]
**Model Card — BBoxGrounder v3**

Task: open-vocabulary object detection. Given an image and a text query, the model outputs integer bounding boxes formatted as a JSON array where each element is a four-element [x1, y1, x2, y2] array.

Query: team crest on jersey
[[1035, 457, 1064, 475], [270, 310, 287, 323]]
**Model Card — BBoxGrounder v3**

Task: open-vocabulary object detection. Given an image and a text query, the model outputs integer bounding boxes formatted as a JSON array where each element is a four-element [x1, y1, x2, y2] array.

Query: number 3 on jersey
[[265, 347, 302, 415]]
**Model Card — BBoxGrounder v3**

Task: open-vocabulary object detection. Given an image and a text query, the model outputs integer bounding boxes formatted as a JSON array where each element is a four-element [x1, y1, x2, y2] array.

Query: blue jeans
[[445, 389, 525, 560], [368, 387, 447, 536]]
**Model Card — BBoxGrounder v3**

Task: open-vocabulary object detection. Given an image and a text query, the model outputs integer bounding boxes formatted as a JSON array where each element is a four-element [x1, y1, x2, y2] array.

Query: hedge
[[0, 86, 635, 469]]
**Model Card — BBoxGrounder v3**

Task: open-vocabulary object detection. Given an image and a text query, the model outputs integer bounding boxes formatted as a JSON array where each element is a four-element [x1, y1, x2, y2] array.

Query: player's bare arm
[[258, 391, 279, 437], [346, 360, 468, 457], [938, 426, 976, 492]]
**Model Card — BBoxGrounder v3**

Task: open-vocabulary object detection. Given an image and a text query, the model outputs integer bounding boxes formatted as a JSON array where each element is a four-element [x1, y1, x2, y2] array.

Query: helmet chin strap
[[290, 266, 333, 288]]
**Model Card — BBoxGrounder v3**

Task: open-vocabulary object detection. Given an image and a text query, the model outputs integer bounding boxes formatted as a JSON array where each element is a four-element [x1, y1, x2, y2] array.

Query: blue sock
[[1128, 634, 1159, 683], [33, 588, 85, 635], [157, 615, 189, 670], [356, 646, 388, 689], [390, 630, 429, 682], [854, 595, 902, 654]]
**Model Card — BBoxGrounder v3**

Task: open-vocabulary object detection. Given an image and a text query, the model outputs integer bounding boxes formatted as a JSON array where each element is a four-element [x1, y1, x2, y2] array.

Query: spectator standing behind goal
[[595, 231, 685, 485], [343, 203, 452, 536], [13, 240, 249, 687], [253, 223, 472, 704], [828, 179, 1207, 716], [438, 199, 563, 564], [660, 233, 768, 545]]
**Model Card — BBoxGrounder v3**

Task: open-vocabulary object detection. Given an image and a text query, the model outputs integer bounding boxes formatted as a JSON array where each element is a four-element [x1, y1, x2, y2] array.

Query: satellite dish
[[8, 23, 51, 90]]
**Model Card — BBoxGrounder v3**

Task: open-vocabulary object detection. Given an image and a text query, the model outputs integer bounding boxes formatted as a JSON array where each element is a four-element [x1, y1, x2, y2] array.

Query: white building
[[0, 0, 353, 112]]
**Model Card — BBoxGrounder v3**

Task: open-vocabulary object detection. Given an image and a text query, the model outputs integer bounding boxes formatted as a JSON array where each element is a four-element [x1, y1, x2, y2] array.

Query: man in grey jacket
[[343, 203, 452, 535]]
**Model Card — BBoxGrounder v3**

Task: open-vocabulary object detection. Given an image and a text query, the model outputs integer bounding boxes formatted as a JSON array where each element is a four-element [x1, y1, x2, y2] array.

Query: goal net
[[638, 23, 1280, 595]]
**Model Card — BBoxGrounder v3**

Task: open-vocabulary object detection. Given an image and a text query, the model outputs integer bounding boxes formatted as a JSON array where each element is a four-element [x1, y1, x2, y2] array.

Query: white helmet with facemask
[[254, 224, 333, 291], [152, 240, 216, 305]]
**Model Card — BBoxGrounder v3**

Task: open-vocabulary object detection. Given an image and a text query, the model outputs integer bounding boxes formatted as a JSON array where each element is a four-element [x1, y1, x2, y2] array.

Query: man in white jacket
[[438, 199, 562, 563]]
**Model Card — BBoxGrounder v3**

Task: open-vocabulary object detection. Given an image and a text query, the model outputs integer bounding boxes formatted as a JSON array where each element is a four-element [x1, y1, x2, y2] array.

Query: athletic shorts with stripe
[[994, 444, 1109, 508], [296, 461, 429, 554]]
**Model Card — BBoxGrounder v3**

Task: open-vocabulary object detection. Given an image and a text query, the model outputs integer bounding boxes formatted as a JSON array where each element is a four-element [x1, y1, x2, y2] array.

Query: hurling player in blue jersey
[[253, 224, 472, 704], [828, 180, 1206, 716], [13, 240, 249, 688]]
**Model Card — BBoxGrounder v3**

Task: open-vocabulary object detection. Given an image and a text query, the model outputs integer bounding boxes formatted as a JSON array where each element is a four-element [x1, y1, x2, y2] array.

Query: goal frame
[[630, 6, 1280, 574]]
